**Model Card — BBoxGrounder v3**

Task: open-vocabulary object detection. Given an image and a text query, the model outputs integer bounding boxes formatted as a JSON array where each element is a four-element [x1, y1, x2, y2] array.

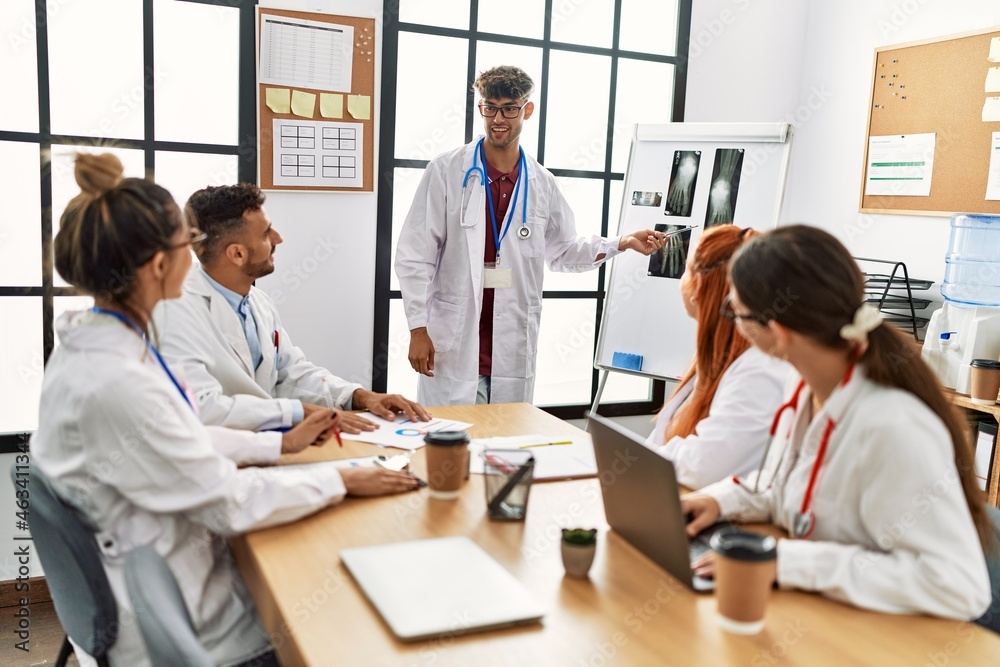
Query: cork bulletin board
[[257, 7, 376, 192], [860, 27, 1000, 216]]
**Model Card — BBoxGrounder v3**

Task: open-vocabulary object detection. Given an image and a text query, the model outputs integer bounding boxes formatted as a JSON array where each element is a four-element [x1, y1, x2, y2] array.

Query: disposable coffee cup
[[710, 530, 777, 635], [970, 359, 1000, 405], [424, 430, 470, 500]]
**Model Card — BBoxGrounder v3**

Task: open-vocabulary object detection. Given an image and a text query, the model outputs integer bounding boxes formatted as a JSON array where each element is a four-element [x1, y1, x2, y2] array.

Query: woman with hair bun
[[683, 225, 994, 620], [645, 224, 789, 490], [34, 154, 419, 666]]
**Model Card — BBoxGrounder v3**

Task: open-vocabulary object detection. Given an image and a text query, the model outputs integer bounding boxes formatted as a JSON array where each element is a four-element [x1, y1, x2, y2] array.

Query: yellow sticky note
[[347, 94, 371, 120], [291, 90, 316, 119], [990, 37, 1000, 63], [320, 93, 344, 119], [988, 67, 1000, 94], [265, 87, 291, 114], [985, 97, 1000, 123]]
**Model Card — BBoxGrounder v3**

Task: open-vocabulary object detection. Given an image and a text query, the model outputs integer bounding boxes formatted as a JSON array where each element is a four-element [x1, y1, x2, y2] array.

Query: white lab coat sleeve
[[273, 322, 362, 410], [88, 376, 346, 537], [542, 182, 620, 272], [395, 165, 449, 330], [700, 475, 775, 524], [156, 297, 298, 430], [204, 425, 282, 466], [775, 415, 991, 620], [655, 353, 785, 490]]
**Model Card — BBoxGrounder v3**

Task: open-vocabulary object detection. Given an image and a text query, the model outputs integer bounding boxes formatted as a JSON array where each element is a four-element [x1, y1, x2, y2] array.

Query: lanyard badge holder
[[482, 142, 529, 290]]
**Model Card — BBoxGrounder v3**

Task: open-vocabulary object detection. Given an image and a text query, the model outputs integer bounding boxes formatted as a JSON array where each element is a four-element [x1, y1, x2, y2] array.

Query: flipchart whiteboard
[[595, 123, 793, 381]]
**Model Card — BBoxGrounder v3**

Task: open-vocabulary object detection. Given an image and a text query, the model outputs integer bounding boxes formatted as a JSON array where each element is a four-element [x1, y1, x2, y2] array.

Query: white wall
[[255, 0, 382, 388], [689, 0, 1000, 299]]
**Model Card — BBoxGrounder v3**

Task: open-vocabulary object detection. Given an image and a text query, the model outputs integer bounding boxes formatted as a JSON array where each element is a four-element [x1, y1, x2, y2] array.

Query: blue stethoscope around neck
[[92, 306, 194, 411], [462, 137, 530, 253]]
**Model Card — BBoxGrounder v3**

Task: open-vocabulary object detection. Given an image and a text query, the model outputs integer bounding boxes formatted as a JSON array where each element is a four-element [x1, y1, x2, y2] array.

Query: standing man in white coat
[[155, 184, 429, 439], [395, 65, 666, 406]]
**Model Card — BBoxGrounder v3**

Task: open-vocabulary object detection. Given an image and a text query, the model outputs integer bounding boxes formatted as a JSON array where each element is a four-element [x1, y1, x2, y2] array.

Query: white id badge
[[483, 266, 512, 288]]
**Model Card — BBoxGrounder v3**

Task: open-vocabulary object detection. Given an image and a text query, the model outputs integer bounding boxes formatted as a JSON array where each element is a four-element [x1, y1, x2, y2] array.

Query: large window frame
[[0, 0, 260, 453], [373, 0, 692, 419]]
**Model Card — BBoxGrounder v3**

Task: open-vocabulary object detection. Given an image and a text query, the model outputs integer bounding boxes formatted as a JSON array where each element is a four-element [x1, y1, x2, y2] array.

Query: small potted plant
[[561, 528, 598, 578]]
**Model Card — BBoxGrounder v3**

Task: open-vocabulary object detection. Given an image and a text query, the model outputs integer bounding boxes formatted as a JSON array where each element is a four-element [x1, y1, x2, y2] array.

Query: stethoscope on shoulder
[[92, 306, 195, 412], [738, 364, 856, 539], [462, 137, 531, 245]]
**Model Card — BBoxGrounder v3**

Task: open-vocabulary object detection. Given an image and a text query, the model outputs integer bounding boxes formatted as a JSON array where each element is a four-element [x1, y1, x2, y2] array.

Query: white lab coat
[[700, 366, 991, 620], [645, 347, 789, 490], [154, 267, 362, 433], [394, 139, 622, 406], [32, 310, 348, 667]]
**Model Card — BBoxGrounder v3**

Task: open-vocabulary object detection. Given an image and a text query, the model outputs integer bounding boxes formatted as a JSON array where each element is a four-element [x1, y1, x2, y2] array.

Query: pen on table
[[518, 440, 573, 449], [331, 413, 344, 448]]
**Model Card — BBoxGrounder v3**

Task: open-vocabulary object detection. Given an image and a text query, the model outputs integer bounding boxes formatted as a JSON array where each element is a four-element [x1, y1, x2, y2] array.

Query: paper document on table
[[259, 14, 353, 92], [346, 414, 473, 451], [470, 435, 597, 481]]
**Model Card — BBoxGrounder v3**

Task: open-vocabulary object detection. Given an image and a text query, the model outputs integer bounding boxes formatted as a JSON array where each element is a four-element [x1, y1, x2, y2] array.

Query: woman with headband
[[683, 225, 993, 620]]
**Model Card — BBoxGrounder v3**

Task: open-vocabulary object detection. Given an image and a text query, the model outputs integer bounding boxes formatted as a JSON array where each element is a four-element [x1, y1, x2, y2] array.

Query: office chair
[[977, 505, 1000, 634], [11, 463, 117, 667], [124, 545, 213, 667]]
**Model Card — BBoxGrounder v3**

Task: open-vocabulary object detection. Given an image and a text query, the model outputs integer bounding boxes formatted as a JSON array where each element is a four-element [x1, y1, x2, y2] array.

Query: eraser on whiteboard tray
[[611, 352, 643, 371]]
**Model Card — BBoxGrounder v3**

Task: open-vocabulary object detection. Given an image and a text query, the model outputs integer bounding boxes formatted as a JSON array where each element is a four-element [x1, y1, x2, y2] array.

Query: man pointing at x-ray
[[395, 65, 666, 406]]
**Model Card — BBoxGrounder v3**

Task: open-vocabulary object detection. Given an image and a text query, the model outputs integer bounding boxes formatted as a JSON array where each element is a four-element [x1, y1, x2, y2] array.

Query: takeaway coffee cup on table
[[423, 430, 470, 500], [710, 530, 777, 635], [970, 359, 1000, 405]]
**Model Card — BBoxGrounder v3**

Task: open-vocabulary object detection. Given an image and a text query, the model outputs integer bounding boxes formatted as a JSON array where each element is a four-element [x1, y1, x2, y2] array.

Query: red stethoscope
[[738, 365, 855, 539]]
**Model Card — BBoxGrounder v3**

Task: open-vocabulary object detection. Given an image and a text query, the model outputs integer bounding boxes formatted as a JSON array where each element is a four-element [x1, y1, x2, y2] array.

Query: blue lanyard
[[91, 307, 194, 411], [480, 140, 528, 263]]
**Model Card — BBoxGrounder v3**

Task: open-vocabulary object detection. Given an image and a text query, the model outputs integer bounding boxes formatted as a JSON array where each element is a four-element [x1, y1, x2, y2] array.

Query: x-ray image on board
[[632, 191, 663, 207], [664, 151, 701, 217], [705, 148, 744, 228], [648, 223, 691, 279]]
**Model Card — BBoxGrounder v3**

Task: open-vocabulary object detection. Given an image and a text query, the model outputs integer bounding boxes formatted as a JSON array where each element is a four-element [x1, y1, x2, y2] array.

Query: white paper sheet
[[864, 133, 936, 197], [272, 118, 363, 188], [470, 435, 597, 480], [985, 97, 1000, 123], [345, 413, 474, 451], [260, 15, 354, 93], [987, 67, 1000, 93], [987, 132, 1000, 201], [975, 427, 994, 490], [989, 36, 1000, 63]]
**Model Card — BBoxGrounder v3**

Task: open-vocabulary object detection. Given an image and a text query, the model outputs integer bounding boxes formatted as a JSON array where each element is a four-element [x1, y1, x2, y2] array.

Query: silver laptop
[[341, 536, 545, 641], [587, 412, 732, 592]]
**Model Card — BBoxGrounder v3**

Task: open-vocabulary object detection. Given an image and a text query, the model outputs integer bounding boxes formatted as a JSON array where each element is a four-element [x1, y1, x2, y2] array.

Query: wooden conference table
[[230, 403, 1000, 666]]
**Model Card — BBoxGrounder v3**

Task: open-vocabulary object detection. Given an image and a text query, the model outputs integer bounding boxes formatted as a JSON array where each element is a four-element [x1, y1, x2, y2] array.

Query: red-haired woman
[[645, 225, 789, 489]]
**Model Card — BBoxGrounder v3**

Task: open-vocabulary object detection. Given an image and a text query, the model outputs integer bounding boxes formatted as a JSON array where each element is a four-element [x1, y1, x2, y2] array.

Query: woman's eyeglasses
[[170, 228, 208, 250], [719, 294, 771, 326], [478, 101, 529, 119]]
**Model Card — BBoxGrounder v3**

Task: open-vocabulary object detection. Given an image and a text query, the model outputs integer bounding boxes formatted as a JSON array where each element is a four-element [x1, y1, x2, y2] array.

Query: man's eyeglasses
[[478, 101, 529, 119], [170, 228, 208, 251], [720, 294, 770, 326]]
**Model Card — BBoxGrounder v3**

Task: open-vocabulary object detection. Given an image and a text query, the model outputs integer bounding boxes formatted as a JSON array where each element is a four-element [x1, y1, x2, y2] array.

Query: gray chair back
[[12, 463, 117, 665], [124, 545, 213, 667], [977, 504, 1000, 633]]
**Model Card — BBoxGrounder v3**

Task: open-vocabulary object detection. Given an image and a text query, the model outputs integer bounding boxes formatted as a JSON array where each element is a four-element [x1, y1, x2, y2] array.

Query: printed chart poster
[[273, 119, 363, 188], [665, 150, 701, 217], [705, 148, 744, 228], [864, 133, 935, 197], [648, 223, 692, 280]]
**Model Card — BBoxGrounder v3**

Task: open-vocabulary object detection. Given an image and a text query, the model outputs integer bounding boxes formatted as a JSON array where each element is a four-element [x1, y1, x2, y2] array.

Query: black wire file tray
[[854, 257, 934, 341]]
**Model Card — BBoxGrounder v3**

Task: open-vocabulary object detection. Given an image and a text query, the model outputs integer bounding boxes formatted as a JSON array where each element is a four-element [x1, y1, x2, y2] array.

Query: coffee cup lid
[[710, 529, 777, 561], [423, 430, 470, 446], [970, 359, 1000, 369]]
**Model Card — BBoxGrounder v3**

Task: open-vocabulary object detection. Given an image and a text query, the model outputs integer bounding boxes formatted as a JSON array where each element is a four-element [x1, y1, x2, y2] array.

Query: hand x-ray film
[[705, 148, 744, 228], [664, 150, 701, 217], [647, 223, 692, 280]]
